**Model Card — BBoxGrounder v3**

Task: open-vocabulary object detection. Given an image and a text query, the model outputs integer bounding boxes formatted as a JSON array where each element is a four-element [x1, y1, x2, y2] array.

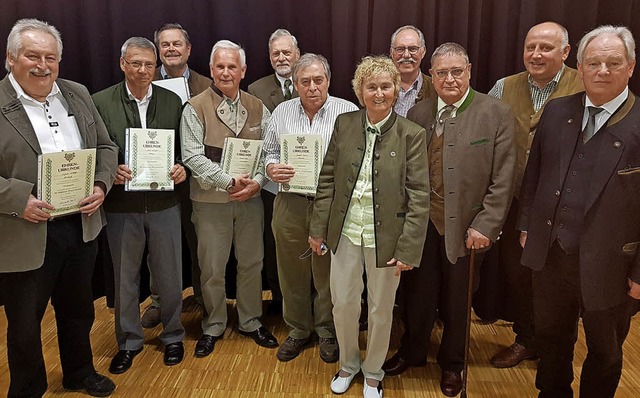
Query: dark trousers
[[397, 221, 483, 371], [533, 242, 635, 398], [0, 216, 97, 398], [262, 190, 282, 301]]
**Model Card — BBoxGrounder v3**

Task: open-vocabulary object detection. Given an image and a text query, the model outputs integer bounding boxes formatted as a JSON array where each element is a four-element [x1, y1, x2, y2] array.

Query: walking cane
[[461, 247, 476, 398]]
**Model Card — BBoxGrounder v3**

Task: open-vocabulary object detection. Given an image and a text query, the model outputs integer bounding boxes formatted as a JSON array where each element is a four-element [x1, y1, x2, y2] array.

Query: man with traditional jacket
[[0, 18, 117, 397], [519, 25, 640, 398], [482, 22, 585, 369], [383, 42, 516, 397]]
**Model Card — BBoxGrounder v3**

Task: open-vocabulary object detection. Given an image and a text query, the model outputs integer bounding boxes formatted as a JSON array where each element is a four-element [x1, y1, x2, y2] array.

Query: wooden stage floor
[[1, 290, 639, 397]]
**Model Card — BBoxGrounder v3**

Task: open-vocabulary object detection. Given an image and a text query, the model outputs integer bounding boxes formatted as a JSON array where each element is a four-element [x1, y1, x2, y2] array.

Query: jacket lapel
[[0, 78, 42, 154], [58, 80, 90, 145], [557, 99, 584, 187], [584, 95, 635, 213]]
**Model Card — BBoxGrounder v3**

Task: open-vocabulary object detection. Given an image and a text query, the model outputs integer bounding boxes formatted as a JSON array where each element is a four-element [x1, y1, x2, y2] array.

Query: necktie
[[284, 79, 292, 100], [435, 105, 456, 137], [583, 106, 604, 143]]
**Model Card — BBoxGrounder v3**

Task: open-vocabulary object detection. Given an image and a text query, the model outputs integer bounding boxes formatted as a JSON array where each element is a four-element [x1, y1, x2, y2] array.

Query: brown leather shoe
[[276, 336, 312, 362], [318, 337, 339, 363], [440, 370, 462, 397], [490, 342, 538, 368], [382, 352, 425, 376]]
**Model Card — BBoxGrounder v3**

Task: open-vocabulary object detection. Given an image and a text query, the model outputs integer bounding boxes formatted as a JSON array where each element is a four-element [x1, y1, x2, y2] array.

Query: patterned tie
[[284, 79, 292, 100], [435, 105, 456, 137], [583, 106, 604, 143]]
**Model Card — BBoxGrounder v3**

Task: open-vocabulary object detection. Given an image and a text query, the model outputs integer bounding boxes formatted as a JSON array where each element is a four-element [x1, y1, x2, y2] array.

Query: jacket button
[[377, 137, 382, 143], [375, 221, 381, 226], [546, 220, 552, 226], [374, 153, 380, 159], [373, 170, 379, 176], [555, 190, 560, 197], [219, 109, 224, 114], [375, 204, 380, 209], [11, 212, 18, 217], [374, 188, 379, 193]]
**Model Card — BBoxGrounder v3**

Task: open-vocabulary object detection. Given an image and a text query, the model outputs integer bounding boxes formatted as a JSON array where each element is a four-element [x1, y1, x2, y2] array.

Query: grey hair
[[268, 29, 298, 50], [292, 53, 331, 82], [210, 39, 246, 67], [5, 18, 63, 72], [431, 42, 469, 66], [390, 25, 425, 48], [120, 37, 157, 59], [577, 25, 636, 64], [153, 23, 190, 48]]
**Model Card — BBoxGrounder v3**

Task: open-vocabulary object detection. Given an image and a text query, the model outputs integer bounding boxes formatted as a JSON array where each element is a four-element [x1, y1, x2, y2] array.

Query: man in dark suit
[[0, 18, 117, 397], [247, 28, 301, 315], [383, 42, 516, 397], [519, 25, 640, 398]]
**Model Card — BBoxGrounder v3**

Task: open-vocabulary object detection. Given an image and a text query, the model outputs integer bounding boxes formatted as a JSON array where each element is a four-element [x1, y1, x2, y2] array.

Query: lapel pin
[[567, 118, 573, 124], [614, 141, 621, 148]]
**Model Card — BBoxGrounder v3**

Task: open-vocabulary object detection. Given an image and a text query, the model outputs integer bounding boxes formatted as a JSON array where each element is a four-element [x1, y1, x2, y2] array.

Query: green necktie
[[284, 79, 292, 100]]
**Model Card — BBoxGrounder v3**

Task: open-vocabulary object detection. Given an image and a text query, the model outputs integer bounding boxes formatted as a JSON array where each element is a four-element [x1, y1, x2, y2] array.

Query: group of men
[[0, 16, 638, 398]]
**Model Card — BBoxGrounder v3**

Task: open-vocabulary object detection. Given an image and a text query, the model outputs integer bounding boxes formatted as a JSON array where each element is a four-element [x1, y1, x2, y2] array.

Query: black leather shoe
[[382, 352, 426, 376], [63, 372, 116, 397], [109, 348, 143, 374], [195, 334, 222, 358], [239, 326, 278, 348], [164, 342, 184, 366], [440, 370, 463, 397]]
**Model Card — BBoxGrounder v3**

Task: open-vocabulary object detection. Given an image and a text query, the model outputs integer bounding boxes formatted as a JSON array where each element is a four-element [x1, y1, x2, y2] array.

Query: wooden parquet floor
[[1, 289, 639, 397]]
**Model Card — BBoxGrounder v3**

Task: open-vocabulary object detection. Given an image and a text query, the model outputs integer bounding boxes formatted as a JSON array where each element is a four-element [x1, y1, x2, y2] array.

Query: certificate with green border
[[37, 148, 96, 217], [125, 128, 175, 191], [280, 134, 323, 196], [220, 137, 263, 178]]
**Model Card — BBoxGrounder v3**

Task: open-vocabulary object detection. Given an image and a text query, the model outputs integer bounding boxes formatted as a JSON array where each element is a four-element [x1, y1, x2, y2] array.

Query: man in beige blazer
[[0, 18, 117, 397], [383, 42, 516, 397]]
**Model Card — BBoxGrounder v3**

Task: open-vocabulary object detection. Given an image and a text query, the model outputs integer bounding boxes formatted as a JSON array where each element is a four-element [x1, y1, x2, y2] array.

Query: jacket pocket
[[617, 166, 640, 176], [622, 241, 639, 255]]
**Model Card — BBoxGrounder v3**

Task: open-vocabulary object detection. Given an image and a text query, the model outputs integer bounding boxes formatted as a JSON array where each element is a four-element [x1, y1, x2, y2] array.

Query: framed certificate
[[280, 134, 323, 196], [152, 77, 190, 104], [125, 128, 175, 191], [37, 148, 97, 217]]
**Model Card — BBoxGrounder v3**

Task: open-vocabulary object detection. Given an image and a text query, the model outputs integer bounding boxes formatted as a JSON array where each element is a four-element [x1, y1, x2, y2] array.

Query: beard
[[275, 65, 292, 77]]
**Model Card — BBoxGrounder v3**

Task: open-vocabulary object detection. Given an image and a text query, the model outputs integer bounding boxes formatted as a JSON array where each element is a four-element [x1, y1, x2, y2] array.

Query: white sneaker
[[330, 371, 356, 394], [363, 380, 383, 398]]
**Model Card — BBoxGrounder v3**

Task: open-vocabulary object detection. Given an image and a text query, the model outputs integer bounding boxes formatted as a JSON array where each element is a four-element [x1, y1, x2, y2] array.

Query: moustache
[[30, 69, 51, 77], [398, 58, 416, 64]]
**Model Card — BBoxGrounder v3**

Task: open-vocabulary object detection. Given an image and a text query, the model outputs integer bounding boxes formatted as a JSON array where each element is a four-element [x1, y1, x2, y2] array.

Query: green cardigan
[[92, 81, 183, 213]]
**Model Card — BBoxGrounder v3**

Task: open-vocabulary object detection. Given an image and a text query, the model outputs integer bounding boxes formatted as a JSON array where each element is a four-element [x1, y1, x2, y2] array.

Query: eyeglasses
[[392, 46, 422, 55], [123, 59, 155, 70], [433, 67, 467, 79]]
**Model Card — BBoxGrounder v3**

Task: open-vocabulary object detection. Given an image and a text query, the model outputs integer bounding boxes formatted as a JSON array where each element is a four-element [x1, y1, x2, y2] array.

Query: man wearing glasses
[[93, 37, 187, 374], [389, 25, 435, 116], [384, 43, 516, 397]]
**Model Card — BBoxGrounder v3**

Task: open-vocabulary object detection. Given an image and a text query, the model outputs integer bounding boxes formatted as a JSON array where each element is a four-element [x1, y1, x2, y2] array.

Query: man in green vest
[[180, 40, 278, 358], [485, 21, 584, 369]]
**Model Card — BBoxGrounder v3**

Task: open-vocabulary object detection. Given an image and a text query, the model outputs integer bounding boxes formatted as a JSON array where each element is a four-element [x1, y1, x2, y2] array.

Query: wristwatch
[[225, 178, 236, 193]]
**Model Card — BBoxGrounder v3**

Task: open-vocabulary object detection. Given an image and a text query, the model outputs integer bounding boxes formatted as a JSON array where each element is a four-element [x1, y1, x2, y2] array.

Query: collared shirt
[[436, 87, 470, 118], [488, 65, 565, 112], [263, 95, 359, 168], [9, 73, 83, 153], [342, 110, 392, 248], [582, 87, 629, 133], [275, 74, 293, 97], [160, 64, 191, 81], [125, 83, 153, 128], [181, 91, 271, 190], [394, 72, 423, 117]]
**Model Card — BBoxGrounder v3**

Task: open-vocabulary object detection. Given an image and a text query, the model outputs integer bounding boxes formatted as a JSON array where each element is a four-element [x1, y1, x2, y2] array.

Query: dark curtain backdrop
[[2, 0, 640, 103]]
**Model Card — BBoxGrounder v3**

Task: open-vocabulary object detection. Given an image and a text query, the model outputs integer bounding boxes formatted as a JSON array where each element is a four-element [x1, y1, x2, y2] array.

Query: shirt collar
[[9, 72, 60, 104], [436, 87, 470, 114], [366, 109, 392, 134], [528, 64, 564, 90], [401, 72, 423, 93], [297, 95, 331, 118], [126, 82, 153, 103], [160, 64, 190, 80], [585, 86, 629, 115]]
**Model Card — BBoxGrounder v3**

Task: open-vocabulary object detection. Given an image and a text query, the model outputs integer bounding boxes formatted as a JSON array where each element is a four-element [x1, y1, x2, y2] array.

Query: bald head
[[523, 22, 570, 87]]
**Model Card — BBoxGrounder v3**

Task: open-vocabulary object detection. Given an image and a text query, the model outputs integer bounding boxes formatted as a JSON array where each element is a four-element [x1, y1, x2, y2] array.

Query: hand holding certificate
[[280, 134, 323, 196], [37, 148, 97, 217], [125, 128, 175, 191]]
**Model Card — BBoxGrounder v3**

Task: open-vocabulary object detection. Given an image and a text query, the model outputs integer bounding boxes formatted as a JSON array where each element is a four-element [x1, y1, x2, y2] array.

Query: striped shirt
[[181, 94, 271, 190], [263, 95, 359, 170], [488, 65, 565, 112], [394, 72, 423, 117]]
